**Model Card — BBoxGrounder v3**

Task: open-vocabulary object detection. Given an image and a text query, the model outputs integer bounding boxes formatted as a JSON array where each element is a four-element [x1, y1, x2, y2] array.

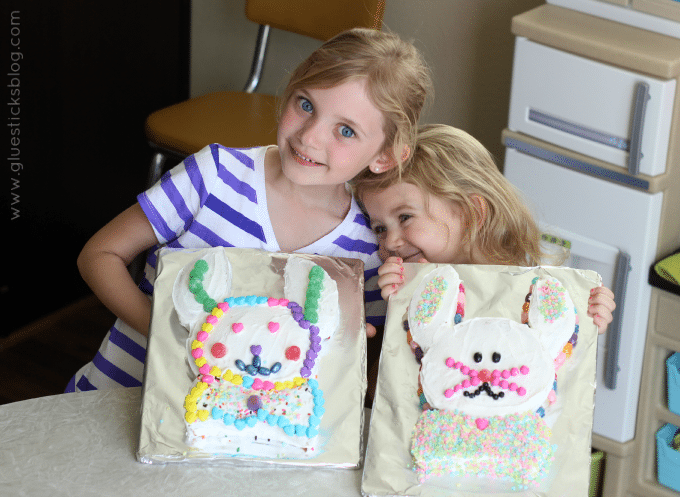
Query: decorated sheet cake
[[137, 247, 367, 467], [362, 264, 600, 497]]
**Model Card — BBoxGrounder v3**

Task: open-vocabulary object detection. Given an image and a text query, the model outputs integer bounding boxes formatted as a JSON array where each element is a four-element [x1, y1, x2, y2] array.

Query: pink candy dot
[[263, 381, 275, 390], [461, 366, 470, 375], [445, 357, 455, 368], [471, 377, 480, 386], [453, 384, 462, 392], [520, 365, 530, 375], [199, 364, 211, 375], [462, 379, 471, 388], [191, 348, 203, 359], [509, 383, 518, 391], [197, 331, 209, 342], [203, 375, 214, 383], [454, 362, 462, 369], [445, 389, 454, 398], [517, 387, 527, 396], [252, 379, 264, 390], [468, 369, 478, 377], [217, 302, 229, 311], [511, 367, 519, 376], [500, 380, 509, 389], [501, 370, 510, 379], [267, 298, 279, 307], [279, 299, 290, 306], [286, 346, 301, 361], [206, 315, 218, 324]]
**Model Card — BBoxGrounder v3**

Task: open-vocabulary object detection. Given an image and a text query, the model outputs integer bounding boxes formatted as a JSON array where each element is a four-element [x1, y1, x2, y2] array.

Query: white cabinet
[[503, 5, 680, 496]]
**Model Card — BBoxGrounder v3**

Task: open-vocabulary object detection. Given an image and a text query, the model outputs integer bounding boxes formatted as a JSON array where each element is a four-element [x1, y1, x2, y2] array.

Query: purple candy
[[304, 359, 315, 369], [311, 335, 321, 344], [299, 320, 310, 329], [309, 325, 319, 335], [306, 349, 318, 360], [300, 367, 311, 378], [311, 343, 321, 353], [250, 345, 262, 356]]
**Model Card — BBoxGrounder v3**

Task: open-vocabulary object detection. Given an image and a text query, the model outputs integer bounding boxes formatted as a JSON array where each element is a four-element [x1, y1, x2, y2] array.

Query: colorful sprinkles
[[411, 409, 556, 487]]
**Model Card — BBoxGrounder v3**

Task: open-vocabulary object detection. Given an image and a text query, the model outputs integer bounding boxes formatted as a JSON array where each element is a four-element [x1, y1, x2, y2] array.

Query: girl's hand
[[377, 256, 430, 299], [587, 285, 616, 334], [366, 323, 377, 338], [377, 256, 406, 299]]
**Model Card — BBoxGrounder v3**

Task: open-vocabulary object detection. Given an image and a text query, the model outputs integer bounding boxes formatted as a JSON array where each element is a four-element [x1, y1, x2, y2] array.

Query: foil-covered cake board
[[137, 247, 367, 468], [362, 264, 600, 497]]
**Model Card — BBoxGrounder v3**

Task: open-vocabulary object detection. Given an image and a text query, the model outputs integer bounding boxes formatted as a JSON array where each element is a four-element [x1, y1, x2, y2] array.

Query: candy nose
[[478, 369, 492, 382]]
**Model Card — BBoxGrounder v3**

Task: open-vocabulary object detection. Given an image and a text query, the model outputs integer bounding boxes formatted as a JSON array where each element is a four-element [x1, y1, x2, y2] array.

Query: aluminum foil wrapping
[[362, 264, 600, 497], [137, 247, 367, 468]]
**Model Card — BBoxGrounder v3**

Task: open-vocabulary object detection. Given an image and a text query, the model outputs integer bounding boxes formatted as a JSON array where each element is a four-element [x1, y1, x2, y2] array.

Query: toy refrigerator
[[502, 3, 680, 457]]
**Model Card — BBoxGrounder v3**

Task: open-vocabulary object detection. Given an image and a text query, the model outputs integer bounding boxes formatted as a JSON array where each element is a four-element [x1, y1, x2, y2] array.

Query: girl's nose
[[383, 229, 404, 252], [299, 118, 322, 148]]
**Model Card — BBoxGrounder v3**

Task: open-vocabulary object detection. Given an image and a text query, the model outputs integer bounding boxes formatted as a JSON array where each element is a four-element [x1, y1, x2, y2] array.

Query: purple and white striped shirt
[[66, 144, 385, 393]]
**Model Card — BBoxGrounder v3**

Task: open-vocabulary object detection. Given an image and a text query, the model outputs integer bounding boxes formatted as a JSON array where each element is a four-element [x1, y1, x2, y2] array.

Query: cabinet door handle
[[604, 251, 631, 390], [628, 82, 650, 176]]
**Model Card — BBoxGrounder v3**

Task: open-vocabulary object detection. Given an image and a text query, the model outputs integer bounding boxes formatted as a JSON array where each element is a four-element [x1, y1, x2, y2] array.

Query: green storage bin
[[589, 450, 605, 497]]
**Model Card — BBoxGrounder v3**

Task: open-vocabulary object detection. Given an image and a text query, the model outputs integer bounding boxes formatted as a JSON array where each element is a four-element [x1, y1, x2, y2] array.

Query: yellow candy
[[232, 375, 243, 385], [185, 411, 197, 424], [212, 308, 224, 318], [197, 410, 210, 422], [197, 382, 209, 391], [223, 369, 234, 381], [294, 377, 305, 387], [191, 340, 203, 350], [284, 381, 293, 389], [210, 366, 221, 377], [275, 382, 284, 390], [184, 401, 197, 412], [201, 322, 213, 332], [195, 357, 207, 367]]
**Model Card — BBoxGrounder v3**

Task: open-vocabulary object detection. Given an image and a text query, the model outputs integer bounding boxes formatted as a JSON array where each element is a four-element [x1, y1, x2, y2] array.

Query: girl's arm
[[77, 203, 160, 336]]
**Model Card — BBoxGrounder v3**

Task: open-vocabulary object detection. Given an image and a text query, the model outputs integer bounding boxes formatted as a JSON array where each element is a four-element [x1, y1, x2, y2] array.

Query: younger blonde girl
[[354, 124, 615, 333]]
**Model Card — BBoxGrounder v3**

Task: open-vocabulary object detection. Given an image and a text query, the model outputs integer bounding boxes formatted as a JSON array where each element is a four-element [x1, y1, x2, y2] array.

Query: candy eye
[[473, 352, 482, 363], [492, 352, 501, 363], [285, 346, 301, 361], [211, 342, 227, 358]]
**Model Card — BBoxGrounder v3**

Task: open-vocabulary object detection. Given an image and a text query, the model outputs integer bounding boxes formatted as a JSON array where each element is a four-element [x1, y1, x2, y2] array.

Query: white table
[[0, 388, 368, 496]]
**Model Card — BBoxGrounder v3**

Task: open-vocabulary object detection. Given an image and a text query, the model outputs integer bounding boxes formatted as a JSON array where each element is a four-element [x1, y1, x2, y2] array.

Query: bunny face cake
[[407, 266, 579, 487], [172, 251, 339, 458]]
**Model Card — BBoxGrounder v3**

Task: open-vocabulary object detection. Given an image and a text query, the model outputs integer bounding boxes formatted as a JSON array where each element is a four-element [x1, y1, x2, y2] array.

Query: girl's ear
[[369, 145, 411, 174], [470, 195, 488, 229]]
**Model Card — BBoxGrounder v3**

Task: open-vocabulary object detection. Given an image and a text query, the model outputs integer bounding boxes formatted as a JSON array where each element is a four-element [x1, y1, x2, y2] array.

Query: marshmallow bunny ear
[[408, 266, 465, 352], [526, 276, 577, 359], [283, 257, 339, 341], [172, 249, 232, 331]]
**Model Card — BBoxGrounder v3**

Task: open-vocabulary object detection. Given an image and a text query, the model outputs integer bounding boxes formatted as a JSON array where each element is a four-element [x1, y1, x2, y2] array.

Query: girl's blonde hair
[[353, 124, 562, 266], [280, 28, 432, 170]]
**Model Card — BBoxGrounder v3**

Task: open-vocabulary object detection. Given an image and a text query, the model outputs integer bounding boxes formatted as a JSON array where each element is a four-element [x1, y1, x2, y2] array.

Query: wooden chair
[[144, 0, 385, 187]]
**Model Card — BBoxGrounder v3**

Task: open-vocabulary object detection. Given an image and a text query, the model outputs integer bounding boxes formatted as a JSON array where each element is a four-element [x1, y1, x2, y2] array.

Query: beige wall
[[190, 0, 544, 165]]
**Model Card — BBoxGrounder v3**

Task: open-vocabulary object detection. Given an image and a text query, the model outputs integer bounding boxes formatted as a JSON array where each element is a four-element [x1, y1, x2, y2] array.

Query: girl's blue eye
[[373, 225, 386, 235], [299, 98, 313, 113], [340, 125, 355, 138]]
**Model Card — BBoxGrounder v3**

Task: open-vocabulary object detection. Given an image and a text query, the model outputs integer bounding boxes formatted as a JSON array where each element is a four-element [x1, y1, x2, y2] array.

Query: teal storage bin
[[656, 423, 680, 492], [668, 353, 680, 416]]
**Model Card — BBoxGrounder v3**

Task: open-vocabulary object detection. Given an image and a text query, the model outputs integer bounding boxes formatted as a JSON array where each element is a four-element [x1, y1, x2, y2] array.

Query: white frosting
[[172, 250, 232, 331], [284, 257, 339, 341], [173, 251, 340, 457], [528, 276, 576, 359], [420, 317, 555, 417], [408, 266, 462, 351]]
